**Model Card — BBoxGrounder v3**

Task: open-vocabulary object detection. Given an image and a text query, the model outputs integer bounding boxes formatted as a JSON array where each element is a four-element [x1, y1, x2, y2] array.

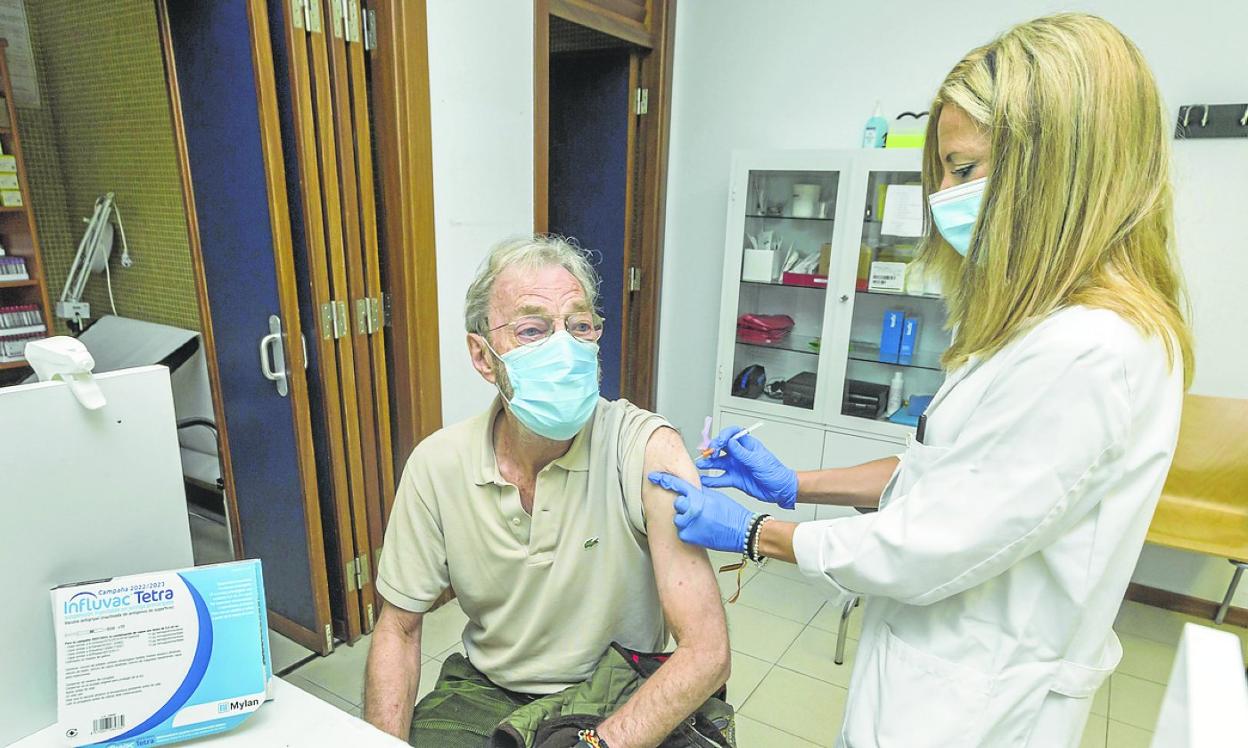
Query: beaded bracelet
[[748, 514, 773, 563]]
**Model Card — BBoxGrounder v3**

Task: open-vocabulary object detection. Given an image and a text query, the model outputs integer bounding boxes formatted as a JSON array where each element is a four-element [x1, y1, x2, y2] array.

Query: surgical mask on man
[[487, 330, 600, 441], [928, 177, 987, 256]]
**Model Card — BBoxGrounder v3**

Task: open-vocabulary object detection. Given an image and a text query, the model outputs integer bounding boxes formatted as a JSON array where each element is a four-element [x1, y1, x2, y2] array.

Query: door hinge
[[628, 266, 642, 291], [291, 0, 306, 29], [306, 0, 323, 33], [380, 292, 392, 327], [330, 0, 345, 39], [319, 301, 334, 340], [346, 0, 361, 44], [362, 7, 377, 50], [345, 554, 371, 592], [355, 298, 371, 335], [323, 623, 334, 652], [321, 300, 349, 339], [355, 297, 383, 335], [365, 602, 375, 629], [635, 87, 649, 115]]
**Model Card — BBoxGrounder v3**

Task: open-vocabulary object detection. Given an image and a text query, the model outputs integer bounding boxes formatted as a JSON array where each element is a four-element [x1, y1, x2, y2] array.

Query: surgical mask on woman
[[488, 330, 600, 440], [928, 176, 987, 256]]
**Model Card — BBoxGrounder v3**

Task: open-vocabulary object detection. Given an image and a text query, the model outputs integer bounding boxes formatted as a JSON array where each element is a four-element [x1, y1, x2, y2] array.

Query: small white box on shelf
[[1, 189, 22, 207], [868, 261, 907, 292], [742, 249, 776, 282]]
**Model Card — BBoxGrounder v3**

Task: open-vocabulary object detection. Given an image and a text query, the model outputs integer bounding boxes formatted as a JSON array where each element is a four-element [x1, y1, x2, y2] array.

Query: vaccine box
[[899, 315, 922, 365], [879, 309, 904, 364], [52, 560, 271, 747]]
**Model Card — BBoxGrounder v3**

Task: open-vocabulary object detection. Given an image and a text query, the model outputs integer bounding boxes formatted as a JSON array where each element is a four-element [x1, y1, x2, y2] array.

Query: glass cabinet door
[[727, 169, 840, 415], [840, 168, 949, 427]]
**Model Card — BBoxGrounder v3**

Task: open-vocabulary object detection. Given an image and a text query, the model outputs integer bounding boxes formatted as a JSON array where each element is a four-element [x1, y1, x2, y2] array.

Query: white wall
[[426, 0, 535, 426], [657, 0, 1248, 604]]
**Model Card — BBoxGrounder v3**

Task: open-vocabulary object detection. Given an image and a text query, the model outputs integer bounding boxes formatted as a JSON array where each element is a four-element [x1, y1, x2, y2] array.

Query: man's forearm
[[362, 620, 423, 738], [796, 456, 898, 508], [596, 643, 730, 748]]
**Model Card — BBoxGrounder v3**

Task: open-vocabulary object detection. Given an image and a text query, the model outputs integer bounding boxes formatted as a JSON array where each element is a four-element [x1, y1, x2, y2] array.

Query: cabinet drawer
[[815, 430, 902, 521]]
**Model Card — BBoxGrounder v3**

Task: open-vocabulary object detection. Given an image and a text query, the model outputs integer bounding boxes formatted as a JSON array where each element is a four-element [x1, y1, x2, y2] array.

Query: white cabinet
[[715, 408, 823, 522], [712, 149, 950, 476]]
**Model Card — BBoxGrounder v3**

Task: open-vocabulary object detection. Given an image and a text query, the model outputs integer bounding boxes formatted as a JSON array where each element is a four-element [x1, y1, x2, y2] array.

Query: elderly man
[[363, 236, 733, 748]]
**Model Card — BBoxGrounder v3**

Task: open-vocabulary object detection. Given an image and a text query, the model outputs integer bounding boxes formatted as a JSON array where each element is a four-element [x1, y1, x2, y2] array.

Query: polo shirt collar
[[473, 397, 597, 486]]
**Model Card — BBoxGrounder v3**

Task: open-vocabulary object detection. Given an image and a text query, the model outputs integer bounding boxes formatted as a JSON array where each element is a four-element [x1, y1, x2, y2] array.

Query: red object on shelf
[[737, 313, 795, 332], [780, 272, 828, 288], [736, 327, 790, 345]]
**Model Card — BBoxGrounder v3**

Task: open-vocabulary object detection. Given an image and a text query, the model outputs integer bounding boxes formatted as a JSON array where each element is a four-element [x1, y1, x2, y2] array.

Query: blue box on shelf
[[879, 309, 904, 364], [899, 315, 921, 365]]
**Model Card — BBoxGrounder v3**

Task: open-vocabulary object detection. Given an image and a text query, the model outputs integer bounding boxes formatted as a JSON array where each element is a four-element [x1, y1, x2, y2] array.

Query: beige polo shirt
[[376, 397, 671, 694]]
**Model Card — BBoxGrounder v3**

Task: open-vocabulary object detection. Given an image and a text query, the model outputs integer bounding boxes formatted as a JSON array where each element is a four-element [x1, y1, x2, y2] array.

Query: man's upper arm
[[642, 427, 728, 649], [375, 457, 451, 614]]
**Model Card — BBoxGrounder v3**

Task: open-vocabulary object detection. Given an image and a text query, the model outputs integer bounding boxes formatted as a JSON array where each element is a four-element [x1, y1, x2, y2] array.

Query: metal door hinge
[[635, 87, 649, 115], [345, 554, 371, 592], [306, 0, 323, 33], [355, 297, 383, 335], [323, 623, 334, 652], [628, 266, 642, 292], [380, 292, 392, 327], [291, 0, 306, 29], [365, 603, 375, 629], [362, 8, 377, 50], [330, 0, 345, 39], [319, 301, 334, 340], [355, 298, 371, 335], [346, 0, 361, 44], [321, 300, 349, 339]]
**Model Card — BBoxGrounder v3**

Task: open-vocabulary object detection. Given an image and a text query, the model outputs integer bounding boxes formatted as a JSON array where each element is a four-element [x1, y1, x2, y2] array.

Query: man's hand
[[596, 427, 731, 747], [363, 601, 424, 738]]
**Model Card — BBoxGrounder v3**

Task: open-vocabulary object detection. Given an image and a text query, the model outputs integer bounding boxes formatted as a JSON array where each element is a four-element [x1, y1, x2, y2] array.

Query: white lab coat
[[792, 306, 1184, 747]]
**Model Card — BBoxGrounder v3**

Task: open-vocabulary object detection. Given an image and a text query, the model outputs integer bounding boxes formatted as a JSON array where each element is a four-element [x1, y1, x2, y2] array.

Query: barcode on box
[[92, 714, 125, 733]]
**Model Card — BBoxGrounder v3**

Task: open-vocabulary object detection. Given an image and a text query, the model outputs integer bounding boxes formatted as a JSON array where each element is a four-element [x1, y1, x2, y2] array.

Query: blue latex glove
[[648, 472, 756, 553], [695, 426, 799, 509]]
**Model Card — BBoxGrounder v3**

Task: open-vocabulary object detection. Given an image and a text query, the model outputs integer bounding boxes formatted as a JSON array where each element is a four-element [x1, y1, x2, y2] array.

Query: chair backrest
[[1161, 395, 1248, 508]]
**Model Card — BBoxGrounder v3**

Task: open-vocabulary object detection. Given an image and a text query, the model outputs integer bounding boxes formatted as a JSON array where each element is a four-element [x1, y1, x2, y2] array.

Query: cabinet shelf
[[847, 341, 942, 372], [742, 279, 827, 291], [0, 278, 36, 289], [745, 213, 835, 223], [736, 333, 821, 356], [856, 289, 943, 302], [0, 357, 28, 370], [0, 323, 46, 337]]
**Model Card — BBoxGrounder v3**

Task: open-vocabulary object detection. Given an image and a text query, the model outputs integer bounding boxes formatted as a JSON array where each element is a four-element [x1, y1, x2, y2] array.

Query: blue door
[[165, 0, 333, 654], [549, 50, 633, 400]]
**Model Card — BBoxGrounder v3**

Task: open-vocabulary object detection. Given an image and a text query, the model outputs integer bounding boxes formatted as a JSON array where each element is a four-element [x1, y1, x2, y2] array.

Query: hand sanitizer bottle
[[862, 102, 888, 148], [888, 371, 904, 415]]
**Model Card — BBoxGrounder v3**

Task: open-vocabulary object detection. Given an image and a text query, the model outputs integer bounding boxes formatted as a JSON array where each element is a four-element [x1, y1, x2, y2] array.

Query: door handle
[[259, 314, 289, 397]]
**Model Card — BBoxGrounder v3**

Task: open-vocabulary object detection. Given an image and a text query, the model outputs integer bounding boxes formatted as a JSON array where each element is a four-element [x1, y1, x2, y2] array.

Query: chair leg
[[835, 596, 857, 665], [1215, 560, 1248, 625]]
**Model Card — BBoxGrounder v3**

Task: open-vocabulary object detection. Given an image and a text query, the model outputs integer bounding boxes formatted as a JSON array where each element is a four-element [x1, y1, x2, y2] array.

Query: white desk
[[11, 679, 408, 747]]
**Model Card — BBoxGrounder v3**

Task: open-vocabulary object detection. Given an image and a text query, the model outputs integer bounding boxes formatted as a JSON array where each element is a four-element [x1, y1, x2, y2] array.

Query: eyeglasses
[[487, 312, 605, 346]]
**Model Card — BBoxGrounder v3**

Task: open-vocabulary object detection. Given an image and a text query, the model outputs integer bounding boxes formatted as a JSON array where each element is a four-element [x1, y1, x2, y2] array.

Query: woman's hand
[[648, 472, 756, 553], [696, 426, 799, 509]]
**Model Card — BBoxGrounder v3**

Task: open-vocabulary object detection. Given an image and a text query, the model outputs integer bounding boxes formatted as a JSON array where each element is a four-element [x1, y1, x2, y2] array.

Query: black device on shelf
[[842, 379, 890, 419], [782, 371, 817, 408], [732, 364, 767, 399]]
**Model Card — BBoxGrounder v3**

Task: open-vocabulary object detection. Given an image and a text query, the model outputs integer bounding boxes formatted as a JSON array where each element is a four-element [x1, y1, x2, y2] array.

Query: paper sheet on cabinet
[[881, 184, 924, 237], [0, 0, 39, 107]]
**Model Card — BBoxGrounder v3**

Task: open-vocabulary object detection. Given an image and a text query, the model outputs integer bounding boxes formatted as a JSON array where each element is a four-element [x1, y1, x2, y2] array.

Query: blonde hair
[[464, 234, 600, 335], [918, 13, 1193, 385]]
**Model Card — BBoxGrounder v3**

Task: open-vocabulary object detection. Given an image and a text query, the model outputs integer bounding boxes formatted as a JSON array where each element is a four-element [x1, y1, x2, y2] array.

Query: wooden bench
[[1145, 394, 1248, 624]]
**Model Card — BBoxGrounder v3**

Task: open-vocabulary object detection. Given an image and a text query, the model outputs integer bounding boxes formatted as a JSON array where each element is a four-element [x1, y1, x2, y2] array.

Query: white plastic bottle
[[888, 371, 904, 415]]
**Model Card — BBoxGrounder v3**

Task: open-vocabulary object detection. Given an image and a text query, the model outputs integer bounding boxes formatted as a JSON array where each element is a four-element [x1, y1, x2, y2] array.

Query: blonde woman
[[649, 13, 1192, 746]]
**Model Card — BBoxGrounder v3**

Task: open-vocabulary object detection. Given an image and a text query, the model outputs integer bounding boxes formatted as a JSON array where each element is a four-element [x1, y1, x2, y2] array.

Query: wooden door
[[160, 0, 336, 655], [270, 0, 377, 642], [317, 0, 396, 621]]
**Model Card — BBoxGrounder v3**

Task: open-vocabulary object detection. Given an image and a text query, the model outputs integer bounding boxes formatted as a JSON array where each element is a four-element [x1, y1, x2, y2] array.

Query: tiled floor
[[277, 551, 1245, 746]]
